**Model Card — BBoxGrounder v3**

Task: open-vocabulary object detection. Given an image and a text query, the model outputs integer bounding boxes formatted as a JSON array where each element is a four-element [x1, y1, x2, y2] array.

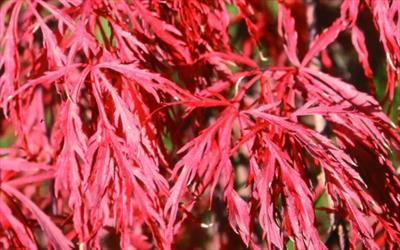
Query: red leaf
[[1, 184, 72, 250]]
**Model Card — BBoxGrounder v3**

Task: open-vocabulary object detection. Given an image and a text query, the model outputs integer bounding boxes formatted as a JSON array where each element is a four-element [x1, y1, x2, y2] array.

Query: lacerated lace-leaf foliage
[[0, 0, 399, 249]]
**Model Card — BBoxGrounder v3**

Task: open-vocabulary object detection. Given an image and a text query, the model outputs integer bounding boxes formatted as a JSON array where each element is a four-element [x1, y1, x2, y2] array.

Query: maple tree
[[0, 0, 400, 249]]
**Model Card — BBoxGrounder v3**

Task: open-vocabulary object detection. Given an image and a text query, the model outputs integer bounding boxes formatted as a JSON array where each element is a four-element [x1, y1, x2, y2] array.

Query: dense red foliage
[[0, 0, 400, 249]]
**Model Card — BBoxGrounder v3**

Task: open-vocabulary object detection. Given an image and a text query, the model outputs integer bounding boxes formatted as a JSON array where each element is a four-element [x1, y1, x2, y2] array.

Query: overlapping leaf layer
[[0, 0, 400, 249]]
